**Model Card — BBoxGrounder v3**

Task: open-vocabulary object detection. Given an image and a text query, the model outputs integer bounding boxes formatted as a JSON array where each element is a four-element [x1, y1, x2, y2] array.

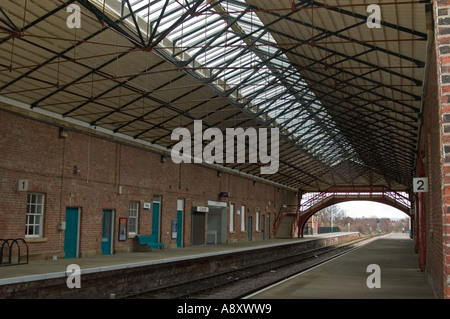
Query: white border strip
[[0, 233, 359, 286], [243, 234, 387, 299]]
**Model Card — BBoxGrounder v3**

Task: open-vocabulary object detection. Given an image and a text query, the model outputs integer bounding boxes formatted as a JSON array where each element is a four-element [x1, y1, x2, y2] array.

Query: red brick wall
[[390, 1, 450, 298], [419, 37, 443, 298], [434, 0, 450, 299], [0, 107, 297, 259]]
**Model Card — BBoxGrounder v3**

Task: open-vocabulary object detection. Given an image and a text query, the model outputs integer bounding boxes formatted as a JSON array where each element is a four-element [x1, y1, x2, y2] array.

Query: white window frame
[[229, 204, 234, 232], [256, 211, 260, 232], [129, 201, 139, 235], [241, 205, 246, 232], [25, 193, 45, 238]]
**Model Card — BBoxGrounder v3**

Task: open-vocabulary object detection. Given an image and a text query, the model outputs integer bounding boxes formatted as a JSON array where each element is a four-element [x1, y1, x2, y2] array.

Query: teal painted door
[[64, 207, 79, 258], [261, 215, 265, 240], [248, 216, 252, 241], [152, 202, 160, 241], [176, 210, 183, 248], [101, 209, 113, 255]]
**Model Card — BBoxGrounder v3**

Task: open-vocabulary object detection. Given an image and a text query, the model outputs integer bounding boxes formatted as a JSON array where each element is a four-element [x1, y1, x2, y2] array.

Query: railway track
[[120, 234, 384, 299]]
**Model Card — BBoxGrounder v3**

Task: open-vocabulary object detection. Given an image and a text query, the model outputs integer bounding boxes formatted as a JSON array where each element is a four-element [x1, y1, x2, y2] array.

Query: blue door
[[101, 209, 113, 255], [152, 200, 160, 241], [64, 207, 79, 258], [176, 210, 183, 248]]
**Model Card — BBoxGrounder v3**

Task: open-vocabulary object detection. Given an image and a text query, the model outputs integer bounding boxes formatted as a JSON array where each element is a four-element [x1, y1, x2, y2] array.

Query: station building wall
[[418, 33, 443, 298], [0, 107, 297, 260], [424, 0, 450, 299]]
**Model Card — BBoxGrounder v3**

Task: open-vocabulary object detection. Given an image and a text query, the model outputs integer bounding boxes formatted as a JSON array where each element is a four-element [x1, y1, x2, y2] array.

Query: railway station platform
[[248, 233, 436, 299], [0, 232, 359, 298]]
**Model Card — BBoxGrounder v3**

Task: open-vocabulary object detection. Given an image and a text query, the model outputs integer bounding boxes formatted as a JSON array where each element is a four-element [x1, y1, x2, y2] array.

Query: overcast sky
[[337, 201, 409, 219]]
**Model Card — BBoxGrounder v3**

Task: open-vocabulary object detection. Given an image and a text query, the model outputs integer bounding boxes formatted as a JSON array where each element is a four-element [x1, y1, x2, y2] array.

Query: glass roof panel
[[91, 0, 360, 167]]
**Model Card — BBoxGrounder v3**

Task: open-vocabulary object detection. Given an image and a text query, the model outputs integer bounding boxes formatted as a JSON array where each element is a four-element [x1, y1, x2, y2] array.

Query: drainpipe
[[414, 194, 419, 254], [418, 192, 426, 271], [417, 151, 426, 271]]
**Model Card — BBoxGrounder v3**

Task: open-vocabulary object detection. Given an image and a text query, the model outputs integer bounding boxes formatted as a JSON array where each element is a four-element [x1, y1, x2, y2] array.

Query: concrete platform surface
[[0, 232, 356, 286], [248, 233, 436, 299]]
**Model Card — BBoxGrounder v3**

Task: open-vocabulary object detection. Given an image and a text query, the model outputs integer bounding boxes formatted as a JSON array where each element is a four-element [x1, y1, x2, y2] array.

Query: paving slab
[[248, 233, 436, 299], [0, 232, 356, 285]]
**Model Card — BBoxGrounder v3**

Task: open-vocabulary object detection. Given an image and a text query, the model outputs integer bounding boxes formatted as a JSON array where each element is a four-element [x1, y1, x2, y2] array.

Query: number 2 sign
[[413, 178, 428, 193]]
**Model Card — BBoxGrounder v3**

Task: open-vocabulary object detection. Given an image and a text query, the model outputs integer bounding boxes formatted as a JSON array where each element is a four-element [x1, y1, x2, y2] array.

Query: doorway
[[176, 210, 183, 247], [152, 196, 161, 242], [207, 206, 227, 244], [176, 198, 184, 248], [101, 209, 114, 255], [248, 216, 252, 241], [261, 214, 265, 240], [192, 211, 206, 245], [64, 207, 80, 258]]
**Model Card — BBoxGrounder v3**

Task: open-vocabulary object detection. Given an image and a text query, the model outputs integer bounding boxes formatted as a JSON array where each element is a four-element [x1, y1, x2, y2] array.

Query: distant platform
[[247, 233, 436, 299]]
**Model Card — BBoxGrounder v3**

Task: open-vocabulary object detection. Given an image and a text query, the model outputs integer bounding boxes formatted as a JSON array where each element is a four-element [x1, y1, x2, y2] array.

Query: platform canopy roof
[[0, 0, 431, 191]]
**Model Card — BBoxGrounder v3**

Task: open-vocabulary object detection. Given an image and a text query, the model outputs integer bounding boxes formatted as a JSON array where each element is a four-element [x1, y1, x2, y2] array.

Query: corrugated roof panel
[[0, 0, 430, 190]]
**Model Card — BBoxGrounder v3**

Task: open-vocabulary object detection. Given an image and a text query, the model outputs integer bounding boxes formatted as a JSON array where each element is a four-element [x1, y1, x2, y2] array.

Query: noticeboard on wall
[[119, 218, 127, 241], [171, 220, 178, 239]]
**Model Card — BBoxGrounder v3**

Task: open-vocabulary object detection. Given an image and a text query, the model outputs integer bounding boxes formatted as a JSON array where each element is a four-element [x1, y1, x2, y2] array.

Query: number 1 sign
[[413, 178, 429, 193]]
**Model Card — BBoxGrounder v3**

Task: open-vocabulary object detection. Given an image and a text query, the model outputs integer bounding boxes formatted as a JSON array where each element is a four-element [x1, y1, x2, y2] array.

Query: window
[[26, 193, 44, 237], [177, 198, 184, 212], [229, 204, 234, 232], [129, 201, 139, 235]]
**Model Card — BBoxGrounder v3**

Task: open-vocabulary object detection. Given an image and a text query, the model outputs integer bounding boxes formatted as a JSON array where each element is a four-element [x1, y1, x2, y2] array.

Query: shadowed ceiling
[[0, 0, 432, 191]]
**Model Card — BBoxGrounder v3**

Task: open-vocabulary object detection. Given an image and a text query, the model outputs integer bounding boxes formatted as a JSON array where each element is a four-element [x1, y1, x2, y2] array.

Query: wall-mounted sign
[[193, 206, 209, 213], [18, 179, 29, 191], [219, 192, 231, 198], [118, 218, 127, 241], [143, 202, 151, 210], [413, 177, 428, 193]]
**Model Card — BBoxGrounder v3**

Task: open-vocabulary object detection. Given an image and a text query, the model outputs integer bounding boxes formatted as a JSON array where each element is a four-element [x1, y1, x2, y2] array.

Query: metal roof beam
[[313, 0, 428, 40]]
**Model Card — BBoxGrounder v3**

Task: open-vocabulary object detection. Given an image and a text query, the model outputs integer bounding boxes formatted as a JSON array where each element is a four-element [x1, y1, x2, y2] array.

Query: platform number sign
[[413, 177, 428, 193]]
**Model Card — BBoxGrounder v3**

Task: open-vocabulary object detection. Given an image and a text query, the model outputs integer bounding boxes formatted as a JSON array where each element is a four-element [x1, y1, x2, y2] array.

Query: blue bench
[[135, 235, 164, 251]]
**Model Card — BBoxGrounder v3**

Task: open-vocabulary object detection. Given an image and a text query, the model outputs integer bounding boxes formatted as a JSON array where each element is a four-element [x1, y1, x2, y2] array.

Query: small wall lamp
[[59, 127, 68, 138]]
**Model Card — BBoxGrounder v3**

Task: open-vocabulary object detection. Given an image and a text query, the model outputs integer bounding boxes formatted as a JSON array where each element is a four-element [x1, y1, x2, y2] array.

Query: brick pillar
[[436, 0, 450, 299]]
